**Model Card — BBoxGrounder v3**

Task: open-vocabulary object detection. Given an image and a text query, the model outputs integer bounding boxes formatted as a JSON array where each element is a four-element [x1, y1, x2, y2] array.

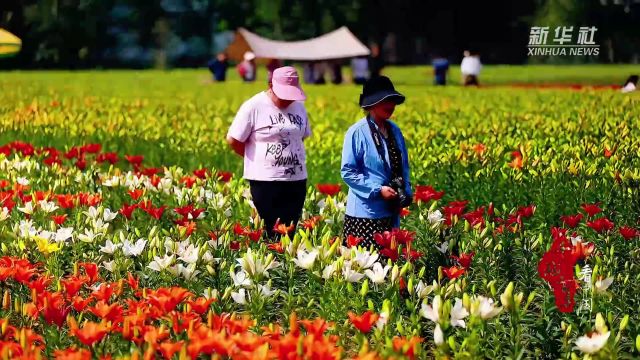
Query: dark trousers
[[464, 75, 479, 86], [249, 179, 307, 239]]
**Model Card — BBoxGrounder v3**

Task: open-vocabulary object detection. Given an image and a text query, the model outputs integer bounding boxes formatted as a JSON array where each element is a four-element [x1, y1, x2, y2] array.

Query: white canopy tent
[[225, 27, 370, 61]]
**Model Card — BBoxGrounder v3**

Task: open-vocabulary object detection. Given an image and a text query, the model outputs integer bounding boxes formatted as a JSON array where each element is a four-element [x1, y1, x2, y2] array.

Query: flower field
[[0, 68, 640, 359]]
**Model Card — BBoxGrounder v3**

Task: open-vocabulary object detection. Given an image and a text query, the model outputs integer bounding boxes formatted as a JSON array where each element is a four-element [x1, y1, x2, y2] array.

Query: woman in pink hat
[[226, 66, 311, 240]]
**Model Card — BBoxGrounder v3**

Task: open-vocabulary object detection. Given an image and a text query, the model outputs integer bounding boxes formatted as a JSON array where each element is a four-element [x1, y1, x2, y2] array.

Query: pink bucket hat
[[271, 66, 306, 101]]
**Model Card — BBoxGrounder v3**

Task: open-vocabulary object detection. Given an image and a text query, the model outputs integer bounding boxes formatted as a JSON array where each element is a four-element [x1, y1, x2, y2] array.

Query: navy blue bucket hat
[[359, 76, 405, 108]]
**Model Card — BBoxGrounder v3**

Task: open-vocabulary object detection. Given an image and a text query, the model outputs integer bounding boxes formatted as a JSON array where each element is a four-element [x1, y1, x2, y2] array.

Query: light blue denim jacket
[[340, 117, 412, 226]]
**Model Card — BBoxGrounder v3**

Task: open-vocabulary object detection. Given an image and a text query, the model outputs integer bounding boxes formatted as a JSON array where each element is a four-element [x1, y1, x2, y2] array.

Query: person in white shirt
[[621, 75, 638, 93], [460, 50, 482, 86], [226, 66, 310, 239]]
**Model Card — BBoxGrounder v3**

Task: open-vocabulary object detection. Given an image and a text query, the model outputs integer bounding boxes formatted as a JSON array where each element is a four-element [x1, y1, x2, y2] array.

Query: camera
[[388, 177, 412, 211]]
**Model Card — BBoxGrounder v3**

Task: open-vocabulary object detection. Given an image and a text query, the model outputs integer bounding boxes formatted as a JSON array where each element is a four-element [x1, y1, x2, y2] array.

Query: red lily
[[68, 318, 110, 346], [451, 252, 475, 269], [217, 171, 233, 182], [516, 204, 536, 218], [158, 340, 184, 359], [128, 189, 144, 200], [119, 203, 137, 219], [125, 155, 144, 166], [246, 229, 263, 242], [586, 217, 614, 234], [347, 311, 379, 333], [560, 214, 583, 228], [619, 226, 639, 240], [273, 220, 295, 235], [581, 203, 602, 217], [141, 205, 166, 220], [96, 152, 118, 164], [414, 185, 444, 203], [302, 215, 322, 230], [443, 266, 466, 280], [51, 214, 67, 225], [346, 235, 363, 248], [193, 168, 210, 179], [62, 275, 85, 297], [188, 297, 216, 315], [316, 184, 341, 196]]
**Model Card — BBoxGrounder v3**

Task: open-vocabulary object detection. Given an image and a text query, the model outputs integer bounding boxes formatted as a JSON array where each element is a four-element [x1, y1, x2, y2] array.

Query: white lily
[[16, 177, 29, 186], [17, 219, 37, 238], [38, 200, 59, 213], [376, 311, 389, 330], [428, 210, 445, 224], [472, 295, 502, 320], [17, 202, 34, 215], [86, 206, 99, 220], [174, 263, 200, 280], [178, 244, 199, 264], [231, 288, 248, 305], [342, 262, 365, 283], [37, 230, 54, 241], [99, 239, 120, 254], [122, 239, 147, 257], [293, 249, 319, 270], [202, 251, 214, 264], [364, 262, 391, 284], [575, 331, 610, 354], [0, 207, 9, 222], [594, 276, 613, 293], [415, 280, 438, 299], [78, 229, 101, 243], [258, 283, 276, 298], [450, 298, 469, 328], [102, 176, 121, 187], [237, 248, 280, 278], [420, 295, 441, 323], [148, 254, 175, 271], [434, 324, 444, 346], [102, 260, 116, 272], [92, 219, 109, 233], [54, 227, 74, 243], [354, 249, 379, 270], [322, 262, 337, 279], [202, 288, 219, 300], [103, 208, 118, 222], [230, 269, 253, 288], [434, 241, 449, 254], [570, 234, 583, 246]]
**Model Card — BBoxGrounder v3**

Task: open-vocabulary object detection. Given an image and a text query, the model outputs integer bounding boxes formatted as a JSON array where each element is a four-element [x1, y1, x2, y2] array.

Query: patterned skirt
[[343, 214, 393, 250]]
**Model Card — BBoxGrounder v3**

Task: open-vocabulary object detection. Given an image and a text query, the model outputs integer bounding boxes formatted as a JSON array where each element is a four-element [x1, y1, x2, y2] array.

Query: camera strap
[[366, 116, 391, 174]]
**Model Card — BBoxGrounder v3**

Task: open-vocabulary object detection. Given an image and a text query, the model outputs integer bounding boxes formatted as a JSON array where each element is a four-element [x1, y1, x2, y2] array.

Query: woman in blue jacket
[[341, 76, 413, 249]]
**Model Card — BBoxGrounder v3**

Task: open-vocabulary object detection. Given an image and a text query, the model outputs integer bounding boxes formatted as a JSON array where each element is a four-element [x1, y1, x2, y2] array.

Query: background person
[[351, 56, 369, 84], [432, 53, 450, 86], [369, 43, 384, 78], [621, 74, 638, 93], [303, 61, 316, 84], [237, 51, 257, 82], [314, 61, 328, 84], [207, 53, 228, 82], [341, 76, 413, 249], [461, 50, 482, 86], [226, 66, 311, 239], [330, 60, 343, 84]]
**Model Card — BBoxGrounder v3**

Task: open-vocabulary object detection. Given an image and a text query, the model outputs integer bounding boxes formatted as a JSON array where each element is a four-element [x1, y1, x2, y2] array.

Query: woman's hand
[[380, 186, 398, 200]]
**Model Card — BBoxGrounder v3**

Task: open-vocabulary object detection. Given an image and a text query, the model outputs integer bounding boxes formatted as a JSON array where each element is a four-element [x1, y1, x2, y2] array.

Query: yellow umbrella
[[0, 28, 21, 58]]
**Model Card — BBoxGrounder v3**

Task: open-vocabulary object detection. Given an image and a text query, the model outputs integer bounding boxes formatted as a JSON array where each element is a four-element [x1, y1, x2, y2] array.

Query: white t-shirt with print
[[227, 91, 311, 181]]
